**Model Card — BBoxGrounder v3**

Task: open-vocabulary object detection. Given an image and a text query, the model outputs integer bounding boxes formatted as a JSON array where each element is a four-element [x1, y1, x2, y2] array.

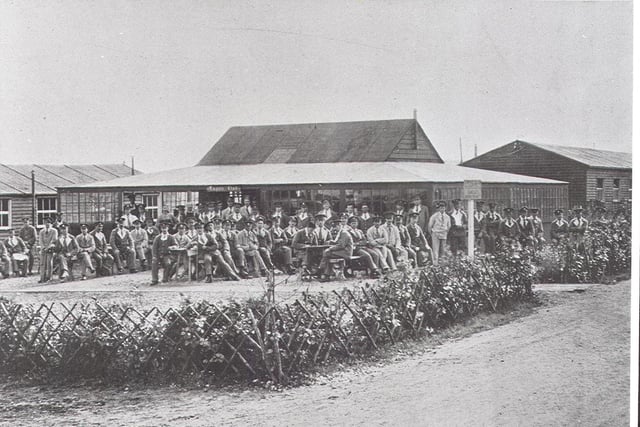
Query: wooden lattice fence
[[0, 257, 534, 384]]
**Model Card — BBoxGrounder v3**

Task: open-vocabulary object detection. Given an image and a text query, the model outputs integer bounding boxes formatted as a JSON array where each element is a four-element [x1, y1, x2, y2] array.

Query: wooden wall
[[462, 142, 587, 209], [585, 168, 632, 209], [0, 196, 33, 239], [387, 123, 443, 162]]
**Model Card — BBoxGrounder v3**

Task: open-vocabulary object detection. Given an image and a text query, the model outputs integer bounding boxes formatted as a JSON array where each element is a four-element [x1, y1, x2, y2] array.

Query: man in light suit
[[54, 223, 78, 281], [109, 217, 136, 274], [39, 217, 58, 283], [239, 196, 254, 220], [75, 224, 96, 280], [130, 219, 149, 271]]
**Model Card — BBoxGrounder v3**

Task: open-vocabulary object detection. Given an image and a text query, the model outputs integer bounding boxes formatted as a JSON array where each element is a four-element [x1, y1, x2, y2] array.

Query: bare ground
[[0, 280, 630, 426]]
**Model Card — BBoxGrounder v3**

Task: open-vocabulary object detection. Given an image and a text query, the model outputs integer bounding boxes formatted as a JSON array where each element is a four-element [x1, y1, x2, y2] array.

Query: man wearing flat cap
[[296, 202, 310, 229], [75, 224, 96, 280], [109, 217, 136, 274], [271, 202, 290, 230], [357, 203, 374, 232], [366, 215, 395, 271], [568, 206, 588, 249], [409, 196, 429, 235], [130, 219, 149, 271], [19, 217, 37, 275], [292, 220, 318, 273], [448, 199, 468, 257], [498, 207, 518, 251], [317, 215, 353, 282], [482, 202, 502, 254], [53, 223, 79, 281], [529, 208, 545, 249], [313, 213, 331, 244], [91, 222, 113, 276], [516, 206, 535, 249]]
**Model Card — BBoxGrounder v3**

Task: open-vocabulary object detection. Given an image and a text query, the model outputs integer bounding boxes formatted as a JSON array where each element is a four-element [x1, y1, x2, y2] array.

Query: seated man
[[318, 217, 353, 282], [383, 212, 408, 265], [75, 224, 96, 280], [54, 223, 79, 281], [394, 214, 416, 267], [171, 223, 192, 279], [5, 228, 29, 277], [0, 239, 12, 279], [291, 221, 318, 273], [151, 222, 178, 285], [407, 212, 432, 267], [188, 222, 239, 282], [109, 217, 136, 274], [235, 219, 267, 276], [269, 217, 295, 275], [255, 216, 275, 271], [91, 222, 114, 276], [366, 216, 395, 271], [345, 216, 381, 278], [18, 217, 37, 275], [216, 219, 242, 278]]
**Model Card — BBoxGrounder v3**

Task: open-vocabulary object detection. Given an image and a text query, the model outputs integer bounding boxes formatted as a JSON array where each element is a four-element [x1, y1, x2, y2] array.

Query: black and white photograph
[[0, 1, 635, 425]]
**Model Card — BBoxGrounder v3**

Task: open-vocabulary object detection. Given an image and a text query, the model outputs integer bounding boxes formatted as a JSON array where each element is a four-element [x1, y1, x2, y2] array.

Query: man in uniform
[[144, 217, 159, 264], [393, 200, 407, 225], [313, 213, 331, 244], [427, 201, 450, 265], [366, 215, 395, 271], [5, 228, 28, 277], [38, 217, 58, 283], [188, 222, 240, 282], [408, 212, 432, 267], [283, 216, 298, 246], [357, 203, 374, 232], [409, 196, 429, 235], [235, 219, 268, 276], [218, 219, 243, 277], [158, 206, 175, 227], [516, 207, 535, 249], [239, 196, 254, 220], [171, 223, 191, 279], [228, 203, 245, 231], [473, 201, 487, 254], [568, 206, 589, 249], [317, 216, 353, 282], [550, 209, 569, 244], [591, 206, 609, 228], [448, 199, 467, 257], [395, 214, 416, 267], [498, 207, 519, 252], [150, 222, 178, 285], [292, 221, 318, 274], [0, 239, 12, 279], [221, 197, 235, 220], [345, 216, 381, 278], [482, 202, 502, 254], [53, 223, 78, 281], [383, 212, 408, 265], [19, 217, 37, 275], [91, 222, 113, 276], [130, 219, 149, 271], [317, 198, 336, 222], [271, 202, 290, 229], [295, 202, 311, 229], [530, 208, 545, 249], [75, 224, 96, 280], [269, 216, 295, 274], [255, 216, 275, 270], [109, 217, 136, 274]]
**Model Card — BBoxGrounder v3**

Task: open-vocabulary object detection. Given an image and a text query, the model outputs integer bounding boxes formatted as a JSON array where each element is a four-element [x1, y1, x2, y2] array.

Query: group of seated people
[[0, 195, 620, 283]]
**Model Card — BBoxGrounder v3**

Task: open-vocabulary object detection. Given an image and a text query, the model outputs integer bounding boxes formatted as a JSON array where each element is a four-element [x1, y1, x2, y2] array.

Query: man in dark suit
[[271, 202, 290, 229], [317, 198, 336, 223], [408, 196, 429, 236], [482, 202, 502, 254], [550, 209, 569, 244], [109, 217, 136, 274], [295, 202, 311, 229], [448, 199, 468, 257], [18, 217, 37, 275], [358, 203, 374, 232], [292, 221, 317, 272], [515, 207, 535, 248]]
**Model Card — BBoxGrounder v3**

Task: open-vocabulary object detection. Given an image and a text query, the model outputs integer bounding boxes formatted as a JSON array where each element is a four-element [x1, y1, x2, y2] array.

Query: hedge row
[[0, 253, 534, 384]]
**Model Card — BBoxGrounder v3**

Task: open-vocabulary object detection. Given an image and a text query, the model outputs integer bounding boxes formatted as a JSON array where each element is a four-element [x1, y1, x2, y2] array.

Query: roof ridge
[[522, 140, 630, 155], [0, 164, 56, 192], [229, 118, 414, 129]]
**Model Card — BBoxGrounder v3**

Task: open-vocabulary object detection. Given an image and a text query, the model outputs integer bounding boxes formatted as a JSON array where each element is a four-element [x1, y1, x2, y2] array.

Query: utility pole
[[131, 156, 135, 175], [459, 137, 463, 164], [31, 170, 36, 225]]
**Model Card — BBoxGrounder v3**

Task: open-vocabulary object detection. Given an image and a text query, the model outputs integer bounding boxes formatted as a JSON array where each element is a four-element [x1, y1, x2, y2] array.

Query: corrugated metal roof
[[0, 164, 140, 196], [523, 141, 631, 169], [61, 162, 565, 191], [197, 119, 443, 165]]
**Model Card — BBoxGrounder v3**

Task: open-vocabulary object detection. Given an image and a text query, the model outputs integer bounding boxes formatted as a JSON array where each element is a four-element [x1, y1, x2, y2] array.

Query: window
[[0, 199, 9, 229], [161, 192, 199, 212], [613, 179, 620, 201], [596, 178, 604, 201], [37, 197, 57, 227], [142, 194, 159, 219]]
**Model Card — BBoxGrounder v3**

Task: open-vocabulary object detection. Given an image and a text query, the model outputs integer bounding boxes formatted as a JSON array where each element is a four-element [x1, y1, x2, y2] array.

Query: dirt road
[[0, 281, 630, 426]]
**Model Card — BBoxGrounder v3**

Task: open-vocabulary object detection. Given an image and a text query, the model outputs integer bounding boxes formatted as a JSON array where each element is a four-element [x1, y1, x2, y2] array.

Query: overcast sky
[[0, 0, 632, 172]]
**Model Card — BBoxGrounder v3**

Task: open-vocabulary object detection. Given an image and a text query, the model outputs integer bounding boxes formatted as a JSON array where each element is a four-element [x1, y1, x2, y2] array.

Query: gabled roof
[[198, 119, 443, 165], [60, 162, 565, 191], [518, 141, 631, 169], [0, 164, 141, 196]]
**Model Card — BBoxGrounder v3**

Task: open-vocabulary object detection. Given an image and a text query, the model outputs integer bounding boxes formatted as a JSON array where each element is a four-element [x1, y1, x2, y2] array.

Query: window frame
[[0, 199, 10, 230], [36, 196, 57, 228]]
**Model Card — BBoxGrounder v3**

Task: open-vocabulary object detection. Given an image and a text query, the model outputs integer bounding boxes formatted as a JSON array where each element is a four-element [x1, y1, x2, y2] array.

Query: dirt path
[[0, 281, 630, 426]]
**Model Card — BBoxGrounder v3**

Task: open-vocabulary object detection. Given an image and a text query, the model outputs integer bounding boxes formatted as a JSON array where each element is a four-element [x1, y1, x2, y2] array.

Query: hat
[[519, 206, 528, 213], [530, 208, 539, 213], [274, 201, 283, 207], [138, 204, 146, 209], [116, 217, 125, 223], [204, 221, 214, 228], [176, 222, 186, 228], [212, 216, 222, 223], [452, 199, 462, 204], [384, 211, 395, 219], [132, 219, 141, 225], [245, 218, 255, 224], [488, 202, 496, 209], [554, 209, 564, 215], [339, 213, 349, 220], [256, 215, 266, 222], [233, 202, 242, 207], [159, 222, 169, 228], [436, 201, 446, 208], [145, 216, 154, 222], [314, 213, 326, 219], [80, 224, 88, 228], [394, 199, 405, 207], [476, 200, 485, 206], [300, 202, 307, 208], [573, 205, 584, 212], [58, 223, 68, 229], [596, 206, 607, 213], [394, 214, 404, 220], [289, 216, 298, 223], [360, 203, 369, 208], [222, 219, 231, 225], [372, 215, 383, 222], [348, 216, 359, 224], [409, 212, 420, 218], [306, 221, 315, 228], [95, 221, 104, 226], [411, 195, 422, 201], [503, 207, 513, 213]]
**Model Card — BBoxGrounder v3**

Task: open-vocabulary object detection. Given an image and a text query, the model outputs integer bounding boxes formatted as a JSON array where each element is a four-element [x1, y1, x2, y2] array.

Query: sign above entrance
[[206, 186, 241, 192], [463, 180, 482, 199]]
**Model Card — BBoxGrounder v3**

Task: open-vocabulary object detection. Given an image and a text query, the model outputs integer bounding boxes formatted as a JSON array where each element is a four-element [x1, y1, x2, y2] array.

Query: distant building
[[0, 164, 136, 237], [462, 141, 632, 211], [58, 119, 568, 225]]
